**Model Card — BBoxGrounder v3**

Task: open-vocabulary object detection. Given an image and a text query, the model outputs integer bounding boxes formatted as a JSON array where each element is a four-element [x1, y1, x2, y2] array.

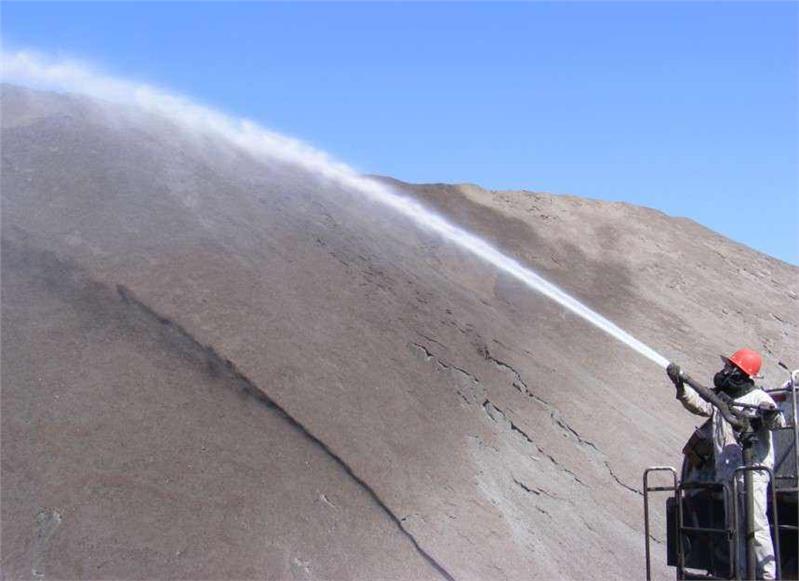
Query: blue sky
[[3, 2, 797, 264]]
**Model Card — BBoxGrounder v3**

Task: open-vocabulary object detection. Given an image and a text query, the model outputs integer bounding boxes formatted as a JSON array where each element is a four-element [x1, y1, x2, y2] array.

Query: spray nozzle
[[666, 362, 684, 385]]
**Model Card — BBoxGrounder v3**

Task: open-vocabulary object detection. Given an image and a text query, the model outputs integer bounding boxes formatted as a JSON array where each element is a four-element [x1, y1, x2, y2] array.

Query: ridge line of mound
[[3, 233, 454, 581], [117, 284, 455, 581], [116, 284, 456, 581]]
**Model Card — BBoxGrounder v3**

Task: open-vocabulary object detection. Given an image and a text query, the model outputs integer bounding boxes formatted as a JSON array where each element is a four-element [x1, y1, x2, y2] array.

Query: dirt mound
[[2, 84, 796, 580]]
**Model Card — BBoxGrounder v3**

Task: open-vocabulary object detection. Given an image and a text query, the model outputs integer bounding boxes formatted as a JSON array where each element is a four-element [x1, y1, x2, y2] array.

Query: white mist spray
[[1, 50, 670, 369]]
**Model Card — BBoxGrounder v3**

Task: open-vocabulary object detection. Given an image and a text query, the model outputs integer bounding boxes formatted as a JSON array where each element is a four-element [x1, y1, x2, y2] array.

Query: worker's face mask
[[713, 363, 752, 397]]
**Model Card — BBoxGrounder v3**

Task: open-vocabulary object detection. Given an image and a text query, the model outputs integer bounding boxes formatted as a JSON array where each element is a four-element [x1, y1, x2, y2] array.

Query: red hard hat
[[721, 348, 762, 378]]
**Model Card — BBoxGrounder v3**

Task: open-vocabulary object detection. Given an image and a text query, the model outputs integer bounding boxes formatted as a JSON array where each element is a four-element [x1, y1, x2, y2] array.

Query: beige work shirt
[[678, 385, 785, 482]]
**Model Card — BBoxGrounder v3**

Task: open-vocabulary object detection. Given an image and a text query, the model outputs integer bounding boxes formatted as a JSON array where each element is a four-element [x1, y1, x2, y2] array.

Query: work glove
[[761, 405, 780, 426], [749, 404, 780, 431], [666, 363, 684, 388]]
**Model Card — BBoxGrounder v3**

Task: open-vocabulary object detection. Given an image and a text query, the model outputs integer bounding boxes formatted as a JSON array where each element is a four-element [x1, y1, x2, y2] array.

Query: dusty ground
[[2, 84, 797, 580]]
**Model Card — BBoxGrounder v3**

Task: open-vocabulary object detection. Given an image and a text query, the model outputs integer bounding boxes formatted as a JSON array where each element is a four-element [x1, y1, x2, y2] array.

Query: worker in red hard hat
[[668, 348, 785, 579]]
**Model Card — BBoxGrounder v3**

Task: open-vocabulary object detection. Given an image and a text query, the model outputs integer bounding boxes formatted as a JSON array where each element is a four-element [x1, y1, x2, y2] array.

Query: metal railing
[[676, 480, 735, 580], [644, 464, 797, 580], [766, 369, 799, 491], [731, 465, 783, 581], [644, 467, 677, 581]]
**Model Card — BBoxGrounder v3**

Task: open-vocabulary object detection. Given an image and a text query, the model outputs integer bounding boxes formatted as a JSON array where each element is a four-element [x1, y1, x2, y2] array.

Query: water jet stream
[[1, 50, 670, 369]]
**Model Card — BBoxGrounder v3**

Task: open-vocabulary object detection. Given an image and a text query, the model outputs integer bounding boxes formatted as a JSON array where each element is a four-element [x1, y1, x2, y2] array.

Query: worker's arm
[[758, 392, 785, 430], [762, 408, 785, 430], [676, 383, 713, 417], [667, 363, 712, 417]]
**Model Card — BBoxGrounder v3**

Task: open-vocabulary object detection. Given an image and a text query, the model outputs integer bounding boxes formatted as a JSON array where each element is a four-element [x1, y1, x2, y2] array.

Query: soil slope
[[2, 84, 797, 580]]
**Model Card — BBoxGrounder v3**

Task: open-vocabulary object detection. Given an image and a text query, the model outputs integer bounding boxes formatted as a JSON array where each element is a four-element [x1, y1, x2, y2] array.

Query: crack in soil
[[482, 400, 587, 486], [482, 348, 641, 496], [483, 349, 601, 452], [414, 338, 639, 497], [114, 284, 456, 581]]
